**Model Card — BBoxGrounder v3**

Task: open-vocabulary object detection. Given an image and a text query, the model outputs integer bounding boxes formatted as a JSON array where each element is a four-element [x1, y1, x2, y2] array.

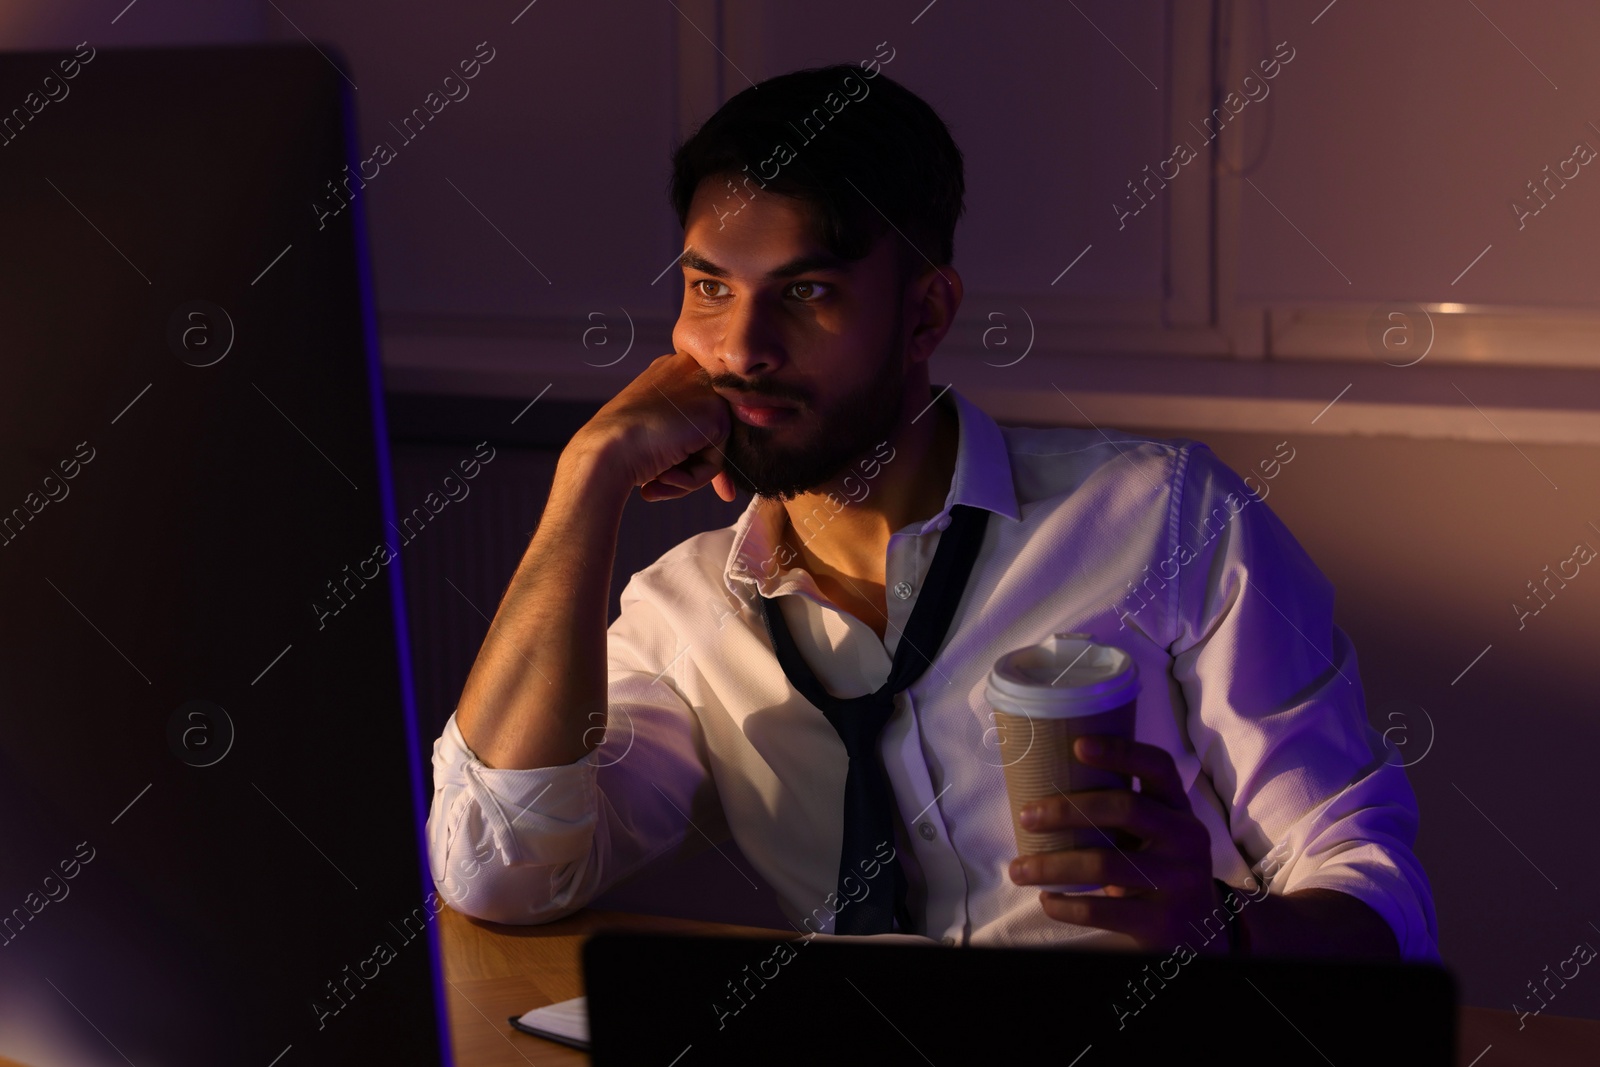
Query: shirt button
[[940, 935, 957, 947], [917, 821, 936, 841], [893, 581, 914, 600]]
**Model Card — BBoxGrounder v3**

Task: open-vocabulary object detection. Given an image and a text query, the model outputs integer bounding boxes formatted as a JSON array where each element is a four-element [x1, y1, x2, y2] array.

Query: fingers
[[681, 443, 726, 488], [638, 479, 688, 502], [638, 445, 728, 503], [1037, 889, 1158, 931], [654, 463, 705, 492], [1009, 846, 1165, 894], [1020, 787, 1182, 845], [1031, 869, 1226, 954], [1019, 738, 1219, 950], [1073, 735, 1188, 810]]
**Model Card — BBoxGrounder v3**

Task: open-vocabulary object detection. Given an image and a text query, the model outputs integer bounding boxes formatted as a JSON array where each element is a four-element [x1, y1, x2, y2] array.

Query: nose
[[713, 292, 786, 379]]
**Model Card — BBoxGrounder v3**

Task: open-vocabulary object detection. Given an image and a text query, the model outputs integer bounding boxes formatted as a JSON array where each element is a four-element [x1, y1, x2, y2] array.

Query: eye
[[692, 279, 729, 300], [788, 281, 830, 302]]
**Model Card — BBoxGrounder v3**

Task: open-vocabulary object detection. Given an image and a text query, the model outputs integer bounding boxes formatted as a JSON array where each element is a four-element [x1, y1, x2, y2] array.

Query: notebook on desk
[[0, 41, 447, 1067], [580, 931, 1457, 1064]]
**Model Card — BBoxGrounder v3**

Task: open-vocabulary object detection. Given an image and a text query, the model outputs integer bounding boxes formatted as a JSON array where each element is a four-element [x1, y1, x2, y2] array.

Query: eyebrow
[[678, 247, 852, 280]]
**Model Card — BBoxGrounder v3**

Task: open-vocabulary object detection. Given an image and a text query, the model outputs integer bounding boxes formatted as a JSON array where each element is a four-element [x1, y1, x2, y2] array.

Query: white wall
[[1235, 0, 1600, 308]]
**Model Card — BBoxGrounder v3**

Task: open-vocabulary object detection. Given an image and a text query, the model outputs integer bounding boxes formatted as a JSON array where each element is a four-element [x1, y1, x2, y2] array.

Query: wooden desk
[[439, 906, 1600, 1066], [440, 906, 786, 1066]]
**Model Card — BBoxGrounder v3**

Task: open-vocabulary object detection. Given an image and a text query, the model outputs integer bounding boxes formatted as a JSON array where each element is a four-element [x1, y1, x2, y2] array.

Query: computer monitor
[[0, 41, 447, 1066]]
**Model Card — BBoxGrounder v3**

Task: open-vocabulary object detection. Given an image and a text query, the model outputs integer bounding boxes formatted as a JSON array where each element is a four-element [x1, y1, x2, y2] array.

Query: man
[[425, 63, 1437, 959]]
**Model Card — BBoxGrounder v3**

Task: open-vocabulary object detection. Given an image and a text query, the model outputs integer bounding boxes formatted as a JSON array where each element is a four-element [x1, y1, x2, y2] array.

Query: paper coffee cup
[[985, 632, 1140, 893]]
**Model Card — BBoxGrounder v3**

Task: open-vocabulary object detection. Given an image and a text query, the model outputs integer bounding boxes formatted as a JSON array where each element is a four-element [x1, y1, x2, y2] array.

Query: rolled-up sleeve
[[1168, 443, 1439, 960], [424, 564, 726, 925]]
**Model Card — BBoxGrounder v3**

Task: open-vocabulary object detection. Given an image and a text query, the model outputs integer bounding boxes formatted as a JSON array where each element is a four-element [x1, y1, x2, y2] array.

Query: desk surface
[[439, 906, 1600, 1067]]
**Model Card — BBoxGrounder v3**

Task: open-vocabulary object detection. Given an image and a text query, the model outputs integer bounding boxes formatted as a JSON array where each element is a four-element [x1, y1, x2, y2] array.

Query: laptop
[[0, 42, 448, 1066], [583, 931, 1457, 1063]]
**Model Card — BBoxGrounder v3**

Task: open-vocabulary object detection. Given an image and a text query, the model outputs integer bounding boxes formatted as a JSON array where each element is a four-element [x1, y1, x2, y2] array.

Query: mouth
[[719, 391, 801, 428]]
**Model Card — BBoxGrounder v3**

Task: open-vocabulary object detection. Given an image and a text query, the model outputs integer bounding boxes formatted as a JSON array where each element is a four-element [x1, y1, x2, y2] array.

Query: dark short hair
[[668, 63, 965, 284]]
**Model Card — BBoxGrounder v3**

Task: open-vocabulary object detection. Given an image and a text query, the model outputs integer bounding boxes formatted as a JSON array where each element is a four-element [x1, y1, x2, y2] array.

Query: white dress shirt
[[425, 387, 1439, 960]]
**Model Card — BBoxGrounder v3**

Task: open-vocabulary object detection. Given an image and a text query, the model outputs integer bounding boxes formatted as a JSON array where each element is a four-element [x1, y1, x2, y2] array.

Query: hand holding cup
[[1007, 733, 1224, 954]]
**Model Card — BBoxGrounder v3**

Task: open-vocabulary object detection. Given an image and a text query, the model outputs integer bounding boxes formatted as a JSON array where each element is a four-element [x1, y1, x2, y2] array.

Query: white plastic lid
[[983, 632, 1139, 718]]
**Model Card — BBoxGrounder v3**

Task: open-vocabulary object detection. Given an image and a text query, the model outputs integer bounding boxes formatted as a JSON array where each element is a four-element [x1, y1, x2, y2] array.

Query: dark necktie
[[757, 502, 991, 934]]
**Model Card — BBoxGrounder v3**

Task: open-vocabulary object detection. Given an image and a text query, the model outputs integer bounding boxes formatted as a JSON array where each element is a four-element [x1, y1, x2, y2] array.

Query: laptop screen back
[[583, 931, 1457, 1064]]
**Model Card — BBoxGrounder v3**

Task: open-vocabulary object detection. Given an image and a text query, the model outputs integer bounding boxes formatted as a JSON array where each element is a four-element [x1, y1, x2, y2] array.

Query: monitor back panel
[[0, 42, 447, 1067]]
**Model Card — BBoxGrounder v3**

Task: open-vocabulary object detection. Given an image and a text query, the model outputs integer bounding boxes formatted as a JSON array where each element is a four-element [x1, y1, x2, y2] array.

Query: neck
[[774, 383, 959, 588]]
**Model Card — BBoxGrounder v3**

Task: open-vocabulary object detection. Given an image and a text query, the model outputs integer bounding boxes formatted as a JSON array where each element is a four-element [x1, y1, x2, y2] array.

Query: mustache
[[705, 373, 807, 407]]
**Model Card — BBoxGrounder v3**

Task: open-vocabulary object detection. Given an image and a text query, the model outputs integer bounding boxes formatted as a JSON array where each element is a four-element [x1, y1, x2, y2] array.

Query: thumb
[[712, 470, 737, 503]]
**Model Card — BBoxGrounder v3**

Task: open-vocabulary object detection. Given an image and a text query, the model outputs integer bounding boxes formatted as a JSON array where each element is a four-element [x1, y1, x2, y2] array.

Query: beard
[[714, 304, 909, 502]]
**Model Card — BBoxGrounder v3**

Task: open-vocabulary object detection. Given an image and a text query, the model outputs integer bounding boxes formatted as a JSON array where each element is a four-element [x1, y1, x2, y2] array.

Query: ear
[[905, 263, 963, 367]]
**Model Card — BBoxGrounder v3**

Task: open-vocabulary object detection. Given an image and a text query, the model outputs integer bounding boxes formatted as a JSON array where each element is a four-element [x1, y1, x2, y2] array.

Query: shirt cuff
[[1275, 850, 1439, 962], [1248, 773, 1440, 963], [430, 712, 598, 871]]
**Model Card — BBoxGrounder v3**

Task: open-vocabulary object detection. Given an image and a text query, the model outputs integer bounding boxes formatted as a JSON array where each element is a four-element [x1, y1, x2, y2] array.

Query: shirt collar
[[722, 385, 1020, 600]]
